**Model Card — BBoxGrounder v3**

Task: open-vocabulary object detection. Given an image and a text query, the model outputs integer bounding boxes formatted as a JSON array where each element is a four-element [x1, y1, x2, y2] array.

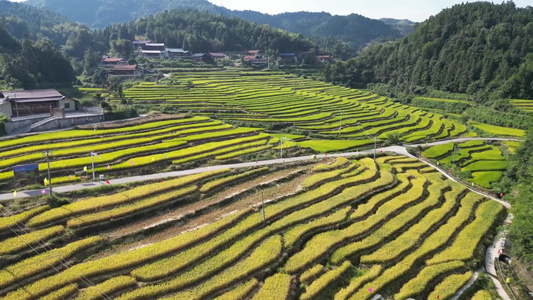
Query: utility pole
[[43, 150, 53, 196], [261, 191, 265, 222], [452, 143, 457, 164], [91, 152, 101, 181], [374, 136, 377, 161], [280, 137, 291, 159]]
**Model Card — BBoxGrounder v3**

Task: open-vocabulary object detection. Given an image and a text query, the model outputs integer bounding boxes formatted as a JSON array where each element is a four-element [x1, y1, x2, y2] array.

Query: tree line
[[0, 2, 323, 90], [324, 2, 533, 101]]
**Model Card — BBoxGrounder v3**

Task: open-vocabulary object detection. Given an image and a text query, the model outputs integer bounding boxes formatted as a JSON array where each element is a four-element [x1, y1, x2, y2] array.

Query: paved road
[[451, 270, 481, 300], [1, 138, 517, 203], [485, 214, 514, 300]]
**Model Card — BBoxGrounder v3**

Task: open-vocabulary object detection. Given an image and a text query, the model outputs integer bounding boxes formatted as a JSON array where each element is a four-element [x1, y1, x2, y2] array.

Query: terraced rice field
[[0, 156, 504, 300], [469, 121, 526, 137], [508, 99, 533, 113], [122, 71, 468, 144], [0, 116, 277, 191], [424, 141, 510, 188]]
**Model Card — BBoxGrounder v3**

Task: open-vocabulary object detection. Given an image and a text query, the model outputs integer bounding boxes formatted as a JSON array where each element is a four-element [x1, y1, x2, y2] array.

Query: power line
[[0, 206, 112, 300]]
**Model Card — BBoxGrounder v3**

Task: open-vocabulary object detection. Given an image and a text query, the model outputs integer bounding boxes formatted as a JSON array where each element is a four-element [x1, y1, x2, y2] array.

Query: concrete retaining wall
[[5, 117, 48, 134], [30, 115, 105, 132]]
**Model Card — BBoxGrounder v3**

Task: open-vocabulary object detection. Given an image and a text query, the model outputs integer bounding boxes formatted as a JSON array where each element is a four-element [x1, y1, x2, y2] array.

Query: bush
[[0, 113, 9, 136], [386, 132, 401, 145], [101, 101, 112, 112], [104, 108, 138, 121]]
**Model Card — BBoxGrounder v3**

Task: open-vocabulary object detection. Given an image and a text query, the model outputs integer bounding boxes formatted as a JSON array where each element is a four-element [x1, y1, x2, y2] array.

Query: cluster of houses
[[99, 39, 333, 77]]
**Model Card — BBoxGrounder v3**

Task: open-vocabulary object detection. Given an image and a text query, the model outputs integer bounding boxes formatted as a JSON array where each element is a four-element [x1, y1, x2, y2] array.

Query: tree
[[386, 132, 401, 145], [459, 114, 469, 125], [508, 129, 533, 262], [83, 48, 101, 77]]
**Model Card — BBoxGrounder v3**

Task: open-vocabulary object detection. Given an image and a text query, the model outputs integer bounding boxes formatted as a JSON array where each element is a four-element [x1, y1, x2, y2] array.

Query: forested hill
[[325, 2, 533, 100], [0, 23, 76, 89], [97, 10, 314, 54], [0, 0, 89, 46], [26, 0, 405, 48]]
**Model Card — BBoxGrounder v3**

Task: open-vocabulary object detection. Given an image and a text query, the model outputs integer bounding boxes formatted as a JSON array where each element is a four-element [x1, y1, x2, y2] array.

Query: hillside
[[0, 0, 88, 46], [379, 18, 416, 36], [325, 2, 533, 100], [0, 24, 76, 89], [26, 0, 405, 47]]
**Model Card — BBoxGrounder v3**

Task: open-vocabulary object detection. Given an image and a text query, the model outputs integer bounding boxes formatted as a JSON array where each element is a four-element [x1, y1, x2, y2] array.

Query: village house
[[0, 89, 78, 118], [141, 43, 168, 58], [100, 57, 125, 67], [247, 50, 264, 57], [316, 54, 332, 63], [109, 65, 143, 77], [209, 53, 228, 61], [244, 55, 268, 66], [243, 50, 267, 66], [167, 48, 190, 58], [280, 53, 297, 63], [132, 40, 151, 49], [192, 53, 214, 64]]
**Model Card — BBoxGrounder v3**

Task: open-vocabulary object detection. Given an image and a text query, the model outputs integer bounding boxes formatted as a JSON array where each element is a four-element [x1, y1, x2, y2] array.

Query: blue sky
[[208, 0, 532, 22]]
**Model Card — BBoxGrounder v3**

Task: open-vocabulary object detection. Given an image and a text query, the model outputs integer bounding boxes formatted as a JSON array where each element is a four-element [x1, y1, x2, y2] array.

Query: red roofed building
[[100, 57, 125, 67], [244, 55, 267, 66], [247, 50, 263, 56], [316, 54, 332, 63], [110, 64, 142, 77]]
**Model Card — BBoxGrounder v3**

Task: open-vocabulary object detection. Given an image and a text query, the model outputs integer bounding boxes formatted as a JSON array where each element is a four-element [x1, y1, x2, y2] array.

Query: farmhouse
[[244, 55, 268, 66], [110, 64, 143, 77], [280, 53, 297, 63], [0, 89, 78, 118], [167, 48, 190, 58], [192, 53, 214, 64], [316, 54, 332, 63], [209, 52, 228, 60], [141, 43, 168, 58], [100, 57, 125, 67], [247, 50, 263, 56], [132, 40, 151, 48]]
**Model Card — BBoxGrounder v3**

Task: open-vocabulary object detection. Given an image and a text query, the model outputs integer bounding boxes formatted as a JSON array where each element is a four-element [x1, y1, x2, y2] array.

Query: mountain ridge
[[24, 0, 410, 48]]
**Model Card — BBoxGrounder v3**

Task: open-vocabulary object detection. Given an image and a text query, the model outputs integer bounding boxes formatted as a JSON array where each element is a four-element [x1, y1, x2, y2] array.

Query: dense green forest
[[379, 18, 415, 36], [325, 2, 533, 100], [0, 1, 324, 89], [107, 10, 314, 53], [0, 0, 88, 46], [0, 23, 76, 89], [26, 0, 407, 48], [501, 129, 533, 263]]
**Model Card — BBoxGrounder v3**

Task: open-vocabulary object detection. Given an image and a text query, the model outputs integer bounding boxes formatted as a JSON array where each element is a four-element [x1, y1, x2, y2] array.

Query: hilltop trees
[[324, 2, 533, 100], [0, 27, 75, 89]]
